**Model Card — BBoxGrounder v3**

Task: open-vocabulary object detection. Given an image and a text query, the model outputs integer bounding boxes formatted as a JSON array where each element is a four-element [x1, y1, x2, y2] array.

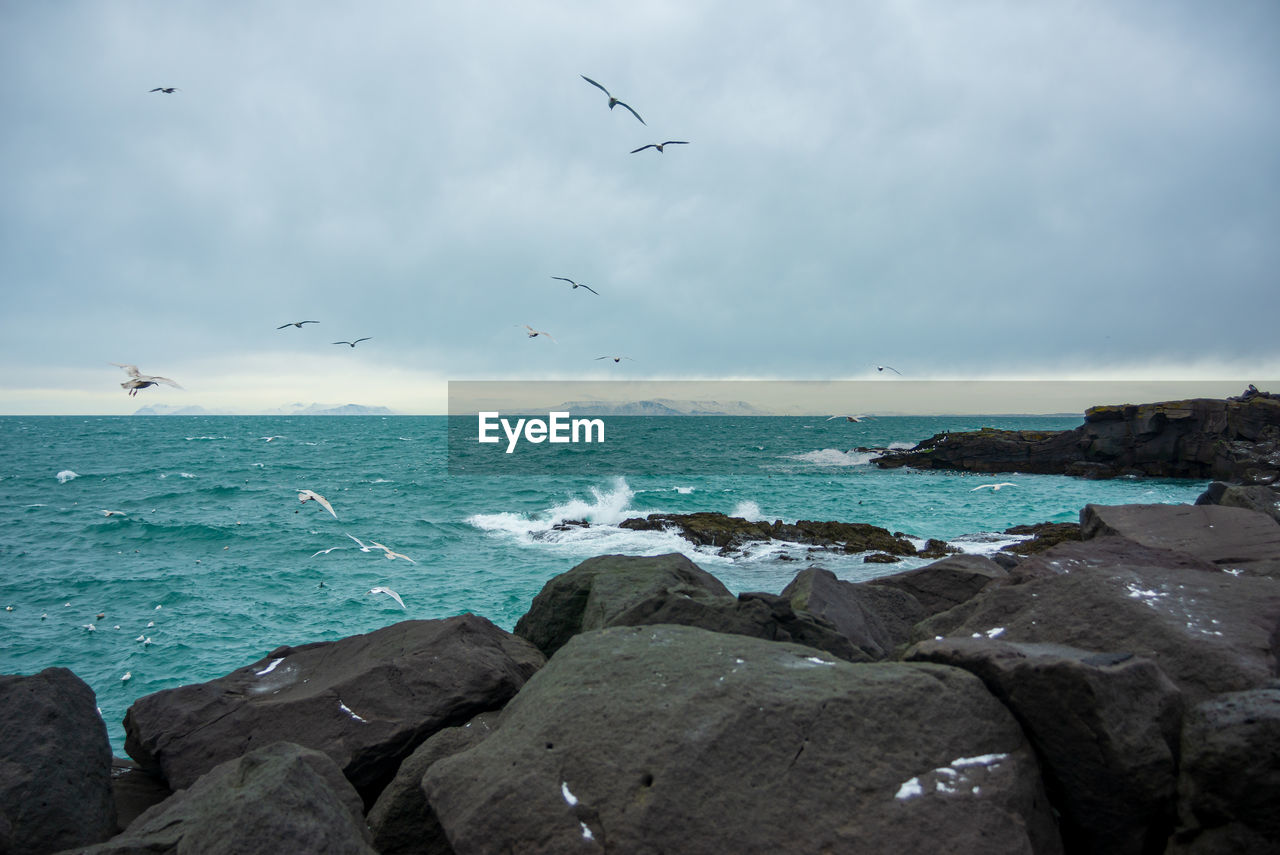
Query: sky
[[2, 1, 1278, 415]]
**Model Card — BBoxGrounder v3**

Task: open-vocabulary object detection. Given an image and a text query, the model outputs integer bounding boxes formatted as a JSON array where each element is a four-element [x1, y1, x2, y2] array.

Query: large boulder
[[1169, 687, 1280, 854], [0, 667, 117, 854], [367, 711, 500, 855], [906, 638, 1183, 854], [65, 742, 377, 855], [513, 553, 868, 662], [870, 553, 1009, 619], [123, 616, 544, 805], [1081, 502, 1280, 578], [422, 625, 1063, 855], [916, 538, 1280, 706], [781, 566, 925, 659]]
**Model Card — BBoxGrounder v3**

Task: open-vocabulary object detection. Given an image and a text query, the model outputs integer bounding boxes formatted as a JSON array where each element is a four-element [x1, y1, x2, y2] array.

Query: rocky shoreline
[[3, 497, 1278, 854]]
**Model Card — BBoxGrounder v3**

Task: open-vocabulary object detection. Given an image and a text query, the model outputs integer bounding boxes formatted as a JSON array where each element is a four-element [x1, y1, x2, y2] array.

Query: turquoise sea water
[[0, 415, 1207, 753]]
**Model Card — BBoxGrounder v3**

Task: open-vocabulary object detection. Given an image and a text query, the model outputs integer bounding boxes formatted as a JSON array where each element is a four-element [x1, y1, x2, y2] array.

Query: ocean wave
[[784, 449, 877, 467], [730, 500, 766, 521]]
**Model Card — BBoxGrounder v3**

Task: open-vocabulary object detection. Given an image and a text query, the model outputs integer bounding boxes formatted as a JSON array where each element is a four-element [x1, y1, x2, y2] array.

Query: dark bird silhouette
[[552, 276, 599, 295], [149, 87, 179, 94], [876, 365, 902, 375], [631, 141, 689, 154], [277, 320, 319, 329], [332, 338, 371, 348], [595, 356, 635, 363], [580, 75, 645, 124]]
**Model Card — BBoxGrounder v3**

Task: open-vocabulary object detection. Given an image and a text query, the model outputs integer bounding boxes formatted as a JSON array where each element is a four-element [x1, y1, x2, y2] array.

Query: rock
[[1197, 483, 1280, 524], [0, 667, 117, 854], [1000, 522, 1082, 556], [422, 625, 1063, 855], [66, 742, 377, 855], [781, 567, 925, 659], [513, 553, 868, 662], [617, 512, 919, 555], [368, 711, 500, 855], [876, 394, 1280, 483], [110, 758, 171, 831], [906, 638, 1183, 854], [916, 537, 1280, 706], [1080, 503, 1280, 578], [870, 554, 1009, 619], [123, 616, 544, 806], [1169, 687, 1280, 854]]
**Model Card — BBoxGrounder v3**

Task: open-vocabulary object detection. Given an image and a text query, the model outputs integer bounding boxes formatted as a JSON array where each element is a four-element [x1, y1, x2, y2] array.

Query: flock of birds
[[294, 489, 412, 608]]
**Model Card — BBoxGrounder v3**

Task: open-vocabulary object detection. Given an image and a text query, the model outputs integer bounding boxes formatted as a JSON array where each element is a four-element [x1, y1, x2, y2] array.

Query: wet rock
[[123, 616, 544, 806], [422, 625, 1062, 855], [782, 567, 925, 659], [0, 667, 117, 854], [618, 512, 919, 555]]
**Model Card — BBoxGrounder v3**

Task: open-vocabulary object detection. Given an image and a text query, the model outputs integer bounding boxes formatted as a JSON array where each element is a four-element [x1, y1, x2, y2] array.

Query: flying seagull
[[595, 356, 634, 363], [370, 541, 417, 564], [369, 586, 406, 609], [971, 483, 1018, 491], [101, 509, 127, 517], [332, 338, 371, 348], [345, 533, 377, 552], [826, 415, 869, 422], [149, 87, 179, 94], [520, 325, 556, 342], [551, 276, 599, 295], [580, 75, 645, 124], [875, 365, 902, 375], [631, 141, 689, 154], [111, 363, 182, 397], [298, 489, 337, 518], [277, 320, 318, 329]]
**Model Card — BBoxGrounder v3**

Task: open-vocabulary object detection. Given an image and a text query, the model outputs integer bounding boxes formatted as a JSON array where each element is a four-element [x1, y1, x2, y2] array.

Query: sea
[[0, 414, 1207, 754]]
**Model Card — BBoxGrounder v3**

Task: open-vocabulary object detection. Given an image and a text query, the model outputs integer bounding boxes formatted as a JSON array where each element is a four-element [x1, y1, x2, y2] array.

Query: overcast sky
[[2, 1, 1277, 414]]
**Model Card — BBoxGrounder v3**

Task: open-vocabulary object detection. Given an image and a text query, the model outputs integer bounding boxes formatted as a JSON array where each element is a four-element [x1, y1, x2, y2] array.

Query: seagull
[[631, 141, 689, 154], [520, 325, 556, 342], [875, 365, 902, 375], [311, 545, 346, 556], [595, 356, 634, 363], [101, 509, 127, 517], [551, 276, 599, 295], [149, 87, 179, 94], [277, 320, 318, 329], [332, 338, 371, 348], [826, 415, 869, 422], [369, 586, 406, 609], [580, 75, 645, 124], [121, 672, 132, 682], [370, 542, 416, 564], [112, 363, 183, 397], [345, 532, 377, 552], [298, 489, 337, 518], [971, 483, 1018, 491]]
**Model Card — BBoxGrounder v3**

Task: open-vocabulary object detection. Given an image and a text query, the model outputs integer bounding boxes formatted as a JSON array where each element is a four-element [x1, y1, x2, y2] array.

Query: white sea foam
[[730, 500, 765, 521], [56, 470, 78, 483], [785, 449, 876, 467]]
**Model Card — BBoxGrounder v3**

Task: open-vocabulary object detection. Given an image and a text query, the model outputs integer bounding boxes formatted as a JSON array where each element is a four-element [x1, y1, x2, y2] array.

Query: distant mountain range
[[547, 399, 771, 416], [132, 403, 398, 416]]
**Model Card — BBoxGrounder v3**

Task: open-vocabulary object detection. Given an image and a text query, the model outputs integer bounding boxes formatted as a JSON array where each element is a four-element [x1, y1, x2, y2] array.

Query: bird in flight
[[971, 483, 1018, 492], [875, 365, 902, 375], [149, 87, 179, 94], [298, 489, 337, 518], [826, 415, 870, 422], [595, 356, 634, 363], [631, 141, 689, 154], [520, 325, 556, 342], [332, 338, 371, 348], [580, 75, 645, 124], [111, 363, 182, 397], [371, 541, 416, 564], [369, 586, 406, 609], [552, 276, 599, 295], [277, 320, 318, 329]]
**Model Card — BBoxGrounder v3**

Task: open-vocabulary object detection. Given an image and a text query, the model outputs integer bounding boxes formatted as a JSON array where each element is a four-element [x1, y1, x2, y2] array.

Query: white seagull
[[631, 141, 689, 154], [580, 75, 645, 124], [112, 363, 183, 397], [298, 489, 337, 518], [971, 483, 1018, 491], [520, 325, 556, 342], [101, 509, 127, 517], [551, 276, 599, 295], [826, 415, 870, 422], [311, 545, 346, 556], [370, 542, 416, 564], [277, 320, 318, 329], [345, 533, 377, 552], [369, 586, 406, 609]]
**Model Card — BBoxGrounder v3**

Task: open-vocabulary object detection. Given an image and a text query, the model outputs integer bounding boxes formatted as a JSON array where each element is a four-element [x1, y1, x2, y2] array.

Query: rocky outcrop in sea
[[3, 501, 1278, 853], [875, 390, 1280, 484]]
